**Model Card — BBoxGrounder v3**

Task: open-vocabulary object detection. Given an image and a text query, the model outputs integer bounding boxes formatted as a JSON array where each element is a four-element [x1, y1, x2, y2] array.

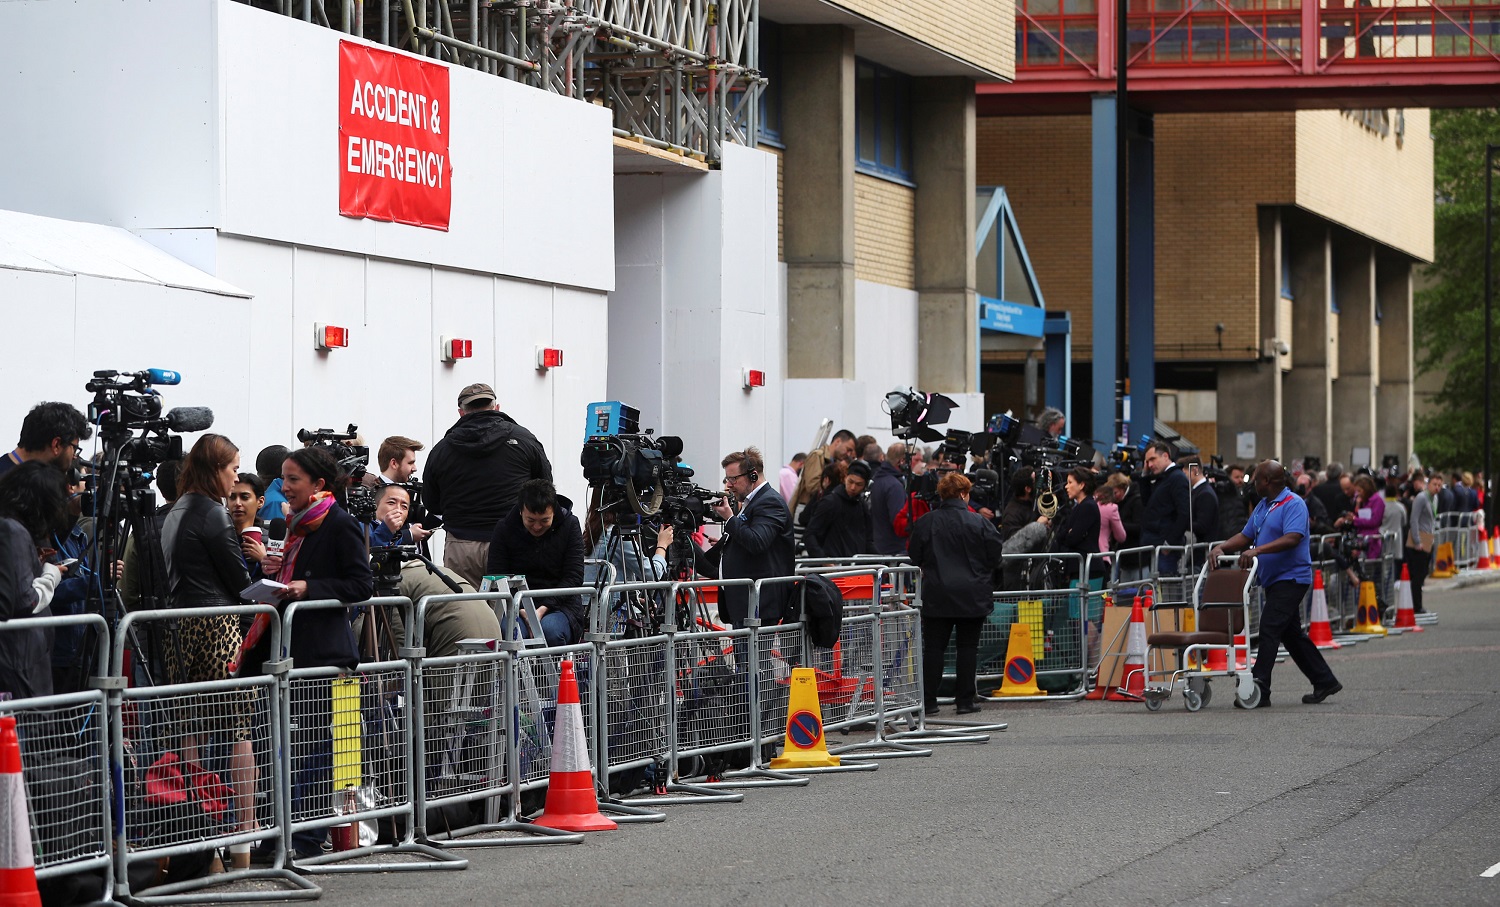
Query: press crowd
[[0, 387, 1484, 860]]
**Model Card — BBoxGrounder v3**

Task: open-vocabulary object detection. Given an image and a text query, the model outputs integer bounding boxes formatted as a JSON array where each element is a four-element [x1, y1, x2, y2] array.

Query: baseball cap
[[458, 383, 496, 407]]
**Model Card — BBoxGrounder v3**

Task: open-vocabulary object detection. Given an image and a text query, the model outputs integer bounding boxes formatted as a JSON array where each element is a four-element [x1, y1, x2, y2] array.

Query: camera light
[[743, 369, 766, 389], [441, 336, 473, 362], [537, 347, 564, 370], [314, 323, 350, 351]]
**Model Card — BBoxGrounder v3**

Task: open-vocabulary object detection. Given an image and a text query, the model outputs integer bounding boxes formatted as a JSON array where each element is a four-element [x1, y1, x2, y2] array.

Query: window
[[757, 20, 784, 146], [855, 59, 913, 182]]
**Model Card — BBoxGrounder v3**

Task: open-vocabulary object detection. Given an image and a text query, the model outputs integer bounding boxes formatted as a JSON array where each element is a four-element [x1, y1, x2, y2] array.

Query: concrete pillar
[[1218, 207, 1283, 463], [1282, 220, 1333, 465], [913, 77, 977, 393], [781, 25, 855, 380], [1332, 240, 1377, 468], [1376, 254, 1414, 465]]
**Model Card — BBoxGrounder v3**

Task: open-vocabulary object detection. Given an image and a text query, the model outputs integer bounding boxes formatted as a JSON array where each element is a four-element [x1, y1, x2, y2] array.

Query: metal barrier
[[0, 614, 113, 905], [109, 605, 319, 903], [973, 584, 1091, 702], [282, 598, 465, 874]]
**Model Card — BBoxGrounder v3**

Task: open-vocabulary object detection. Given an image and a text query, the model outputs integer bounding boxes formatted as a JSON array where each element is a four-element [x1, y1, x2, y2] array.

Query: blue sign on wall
[[979, 296, 1044, 337]]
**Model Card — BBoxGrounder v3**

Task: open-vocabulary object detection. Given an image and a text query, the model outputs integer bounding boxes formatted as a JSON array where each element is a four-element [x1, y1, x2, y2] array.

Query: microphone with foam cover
[[165, 406, 214, 433], [143, 368, 182, 386]]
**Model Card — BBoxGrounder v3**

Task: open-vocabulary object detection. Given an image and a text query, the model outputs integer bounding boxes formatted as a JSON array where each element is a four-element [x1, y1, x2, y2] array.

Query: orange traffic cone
[[1393, 563, 1423, 632], [532, 660, 617, 833], [1108, 590, 1149, 701], [0, 716, 41, 907], [1478, 534, 1491, 571], [1491, 528, 1500, 569], [1307, 569, 1341, 650]]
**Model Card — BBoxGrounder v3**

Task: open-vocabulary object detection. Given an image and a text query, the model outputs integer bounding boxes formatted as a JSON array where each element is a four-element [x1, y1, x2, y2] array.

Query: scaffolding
[[243, 0, 762, 164]]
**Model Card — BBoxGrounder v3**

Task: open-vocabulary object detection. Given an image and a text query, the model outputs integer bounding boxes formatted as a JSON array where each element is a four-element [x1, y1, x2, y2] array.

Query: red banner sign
[[339, 41, 452, 230]]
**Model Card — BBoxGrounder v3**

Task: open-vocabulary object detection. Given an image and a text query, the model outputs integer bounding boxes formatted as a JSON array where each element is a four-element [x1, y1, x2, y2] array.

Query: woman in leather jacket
[[161, 432, 258, 866]]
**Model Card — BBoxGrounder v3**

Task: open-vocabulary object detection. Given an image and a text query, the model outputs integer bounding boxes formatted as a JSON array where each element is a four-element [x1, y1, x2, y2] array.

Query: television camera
[[296, 424, 377, 520]]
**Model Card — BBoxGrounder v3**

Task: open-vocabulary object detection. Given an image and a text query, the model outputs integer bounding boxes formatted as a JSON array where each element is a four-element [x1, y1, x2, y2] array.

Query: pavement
[[238, 576, 1500, 906]]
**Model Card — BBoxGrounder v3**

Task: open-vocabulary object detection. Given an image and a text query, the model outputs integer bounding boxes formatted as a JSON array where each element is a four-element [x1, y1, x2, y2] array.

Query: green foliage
[[1414, 108, 1500, 468]]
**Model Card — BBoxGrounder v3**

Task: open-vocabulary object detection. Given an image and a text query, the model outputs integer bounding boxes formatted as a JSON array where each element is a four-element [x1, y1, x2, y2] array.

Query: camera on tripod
[[579, 402, 720, 525], [296, 424, 375, 519]]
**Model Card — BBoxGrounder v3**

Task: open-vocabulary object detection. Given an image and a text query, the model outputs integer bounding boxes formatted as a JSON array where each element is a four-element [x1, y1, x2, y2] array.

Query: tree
[[1414, 109, 1500, 469]]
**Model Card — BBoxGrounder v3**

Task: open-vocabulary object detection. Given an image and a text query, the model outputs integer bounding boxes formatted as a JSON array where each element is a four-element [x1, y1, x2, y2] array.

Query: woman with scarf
[[241, 445, 372, 859]]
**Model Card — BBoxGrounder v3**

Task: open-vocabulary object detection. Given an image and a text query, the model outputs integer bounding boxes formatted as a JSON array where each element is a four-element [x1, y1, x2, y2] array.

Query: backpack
[[796, 574, 845, 649]]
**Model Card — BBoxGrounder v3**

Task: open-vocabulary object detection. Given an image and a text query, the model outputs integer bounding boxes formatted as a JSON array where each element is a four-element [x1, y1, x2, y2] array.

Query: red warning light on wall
[[537, 347, 564, 370], [441, 337, 473, 362], [315, 323, 350, 351], [743, 369, 766, 389]]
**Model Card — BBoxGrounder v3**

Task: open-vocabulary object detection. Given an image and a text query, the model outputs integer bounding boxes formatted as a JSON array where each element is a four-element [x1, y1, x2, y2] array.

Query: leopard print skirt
[[162, 600, 256, 742]]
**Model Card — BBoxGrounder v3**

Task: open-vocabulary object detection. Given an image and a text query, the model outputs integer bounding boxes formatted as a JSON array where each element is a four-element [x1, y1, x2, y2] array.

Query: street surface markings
[[1481, 860, 1500, 878]]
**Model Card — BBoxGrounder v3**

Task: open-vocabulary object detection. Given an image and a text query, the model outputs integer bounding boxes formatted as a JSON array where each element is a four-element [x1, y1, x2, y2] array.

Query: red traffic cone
[[1308, 570, 1341, 650], [1478, 534, 1492, 571], [1393, 563, 1423, 632], [532, 660, 617, 833], [0, 716, 41, 907], [1491, 528, 1500, 569], [1107, 589, 1149, 701]]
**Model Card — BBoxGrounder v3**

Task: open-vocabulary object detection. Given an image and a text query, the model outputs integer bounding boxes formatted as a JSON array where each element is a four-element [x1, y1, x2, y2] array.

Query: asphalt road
[[257, 578, 1500, 906]]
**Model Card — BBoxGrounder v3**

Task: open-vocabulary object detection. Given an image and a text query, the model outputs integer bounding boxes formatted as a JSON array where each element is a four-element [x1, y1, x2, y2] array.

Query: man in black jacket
[[1311, 462, 1351, 521], [486, 479, 586, 646], [1140, 441, 1190, 574], [805, 460, 873, 559], [426, 383, 553, 588], [1182, 459, 1220, 545], [710, 447, 795, 627]]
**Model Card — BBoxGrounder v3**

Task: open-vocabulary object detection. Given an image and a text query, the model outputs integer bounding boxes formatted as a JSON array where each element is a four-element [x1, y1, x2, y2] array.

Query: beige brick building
[[976, 108, 1432, 468]]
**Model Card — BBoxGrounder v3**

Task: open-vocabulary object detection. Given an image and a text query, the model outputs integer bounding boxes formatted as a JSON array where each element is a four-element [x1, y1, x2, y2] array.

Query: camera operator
[[998, 466, 1042, 543], [868, 442, 910, 557], [583, 506, 671, 584], [0, 461, 70, 701], [0, 402, 92, 478], [371, 484, 500, 658], [485, 479, 586, 647], [368, 436, 436, 545], [908, 472, 1002, 716], [1139, 441, 1190, 575], [1210, 460, 1341, 707], [805, 460, 873, 559], [1035, 407, 1066, 440], [49, 465, 122, 693], [425, 384, 552, 589], [120, 459, 181, 612], [709, 447, 795, 628]]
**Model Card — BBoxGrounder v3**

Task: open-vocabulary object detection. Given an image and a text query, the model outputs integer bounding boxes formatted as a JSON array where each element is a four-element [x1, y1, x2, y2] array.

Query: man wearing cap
[[424, 383, 553, 588]]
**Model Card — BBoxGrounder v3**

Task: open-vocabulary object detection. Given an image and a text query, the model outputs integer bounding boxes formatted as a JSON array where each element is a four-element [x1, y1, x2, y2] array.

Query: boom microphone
[[165, 406, 214, 433], [121, 368, 182, 386]]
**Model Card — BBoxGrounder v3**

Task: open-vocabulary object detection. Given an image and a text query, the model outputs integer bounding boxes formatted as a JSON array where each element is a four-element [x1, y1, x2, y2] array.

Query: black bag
[[797, 575, 844, 649]]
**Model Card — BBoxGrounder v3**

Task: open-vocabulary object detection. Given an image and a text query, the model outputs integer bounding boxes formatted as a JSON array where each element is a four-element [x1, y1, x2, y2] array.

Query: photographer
[[805, 460, 873, 559], [426, 384, 552, 588], [370, 436, 435, 544], [0, 401, 92, 477], [908, 473, 1002, 716], [709, 447, 795, 627], [485, 479, 586, 646], [0, 461, 69, 701], [371, 484, 500, 658]]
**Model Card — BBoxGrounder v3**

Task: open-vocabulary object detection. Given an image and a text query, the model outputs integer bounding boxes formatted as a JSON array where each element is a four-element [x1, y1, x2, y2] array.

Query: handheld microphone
[[165, 406, 214, 432], [267, 518, 287, 555]]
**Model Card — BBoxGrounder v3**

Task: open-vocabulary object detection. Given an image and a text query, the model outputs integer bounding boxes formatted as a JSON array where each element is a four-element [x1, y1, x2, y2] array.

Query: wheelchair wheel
[[1183, 689, 1203, 712], [1187, 677, 1211, 708], [1233, 683, 1262, 710], [1144, 694, 1163, 712]]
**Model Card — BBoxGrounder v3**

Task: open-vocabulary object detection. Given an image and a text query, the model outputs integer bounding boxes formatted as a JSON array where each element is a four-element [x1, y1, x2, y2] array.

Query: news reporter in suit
[[709, 447, 796, 628], [1140, 440, 1191, 575]]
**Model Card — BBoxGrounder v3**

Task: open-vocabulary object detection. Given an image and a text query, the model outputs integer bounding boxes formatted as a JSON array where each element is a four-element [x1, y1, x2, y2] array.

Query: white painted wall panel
[[214, 237, 296, 451], [0, 270, 80, 439], [0, 0, 218, 229], [430, 268, 498, 443], [551, 287, 611, 502]]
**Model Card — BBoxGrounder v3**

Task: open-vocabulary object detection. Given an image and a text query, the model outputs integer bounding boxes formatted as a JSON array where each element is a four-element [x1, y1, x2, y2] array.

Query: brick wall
[[1294, 109, 1434, 262], [854, 173, 915, 288], [977, 110, 1428, 365], [831, 0, 1014, 79]]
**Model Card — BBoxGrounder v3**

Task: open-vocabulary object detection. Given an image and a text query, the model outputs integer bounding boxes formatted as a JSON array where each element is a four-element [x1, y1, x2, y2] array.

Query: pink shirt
[[779, 465, 800, 503], [1097, 501, 1126, 556]]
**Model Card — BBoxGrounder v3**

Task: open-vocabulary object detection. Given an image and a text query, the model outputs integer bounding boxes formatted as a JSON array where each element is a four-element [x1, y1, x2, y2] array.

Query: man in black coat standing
[[710, 447, 796, 627], [908, 472, 1002, 715], [805, 460, 873, 559], [486, 479, 586, 646], [426, 383, 553, 588], [1140, 441, 1190, 575]]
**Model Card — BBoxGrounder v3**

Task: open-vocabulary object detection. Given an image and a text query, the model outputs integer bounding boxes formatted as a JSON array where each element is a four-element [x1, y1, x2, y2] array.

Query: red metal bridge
[[981, 0, 1500, 114]]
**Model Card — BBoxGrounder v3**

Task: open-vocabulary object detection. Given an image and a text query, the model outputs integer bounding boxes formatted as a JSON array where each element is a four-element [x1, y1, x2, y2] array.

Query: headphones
[[747, 469, 758, 482]]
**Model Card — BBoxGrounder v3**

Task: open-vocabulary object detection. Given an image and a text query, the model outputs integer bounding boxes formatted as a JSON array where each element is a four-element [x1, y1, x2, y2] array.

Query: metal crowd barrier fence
[[0, 613, 113, 905], [281, 597, 466, 875], [974, 584, 1091, 702], [109, 604, 319, 904]]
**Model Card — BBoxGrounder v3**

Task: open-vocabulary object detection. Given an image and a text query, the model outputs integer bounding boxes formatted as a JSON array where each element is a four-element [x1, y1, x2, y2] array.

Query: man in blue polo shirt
[[1210, 459, 1341, 708]]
